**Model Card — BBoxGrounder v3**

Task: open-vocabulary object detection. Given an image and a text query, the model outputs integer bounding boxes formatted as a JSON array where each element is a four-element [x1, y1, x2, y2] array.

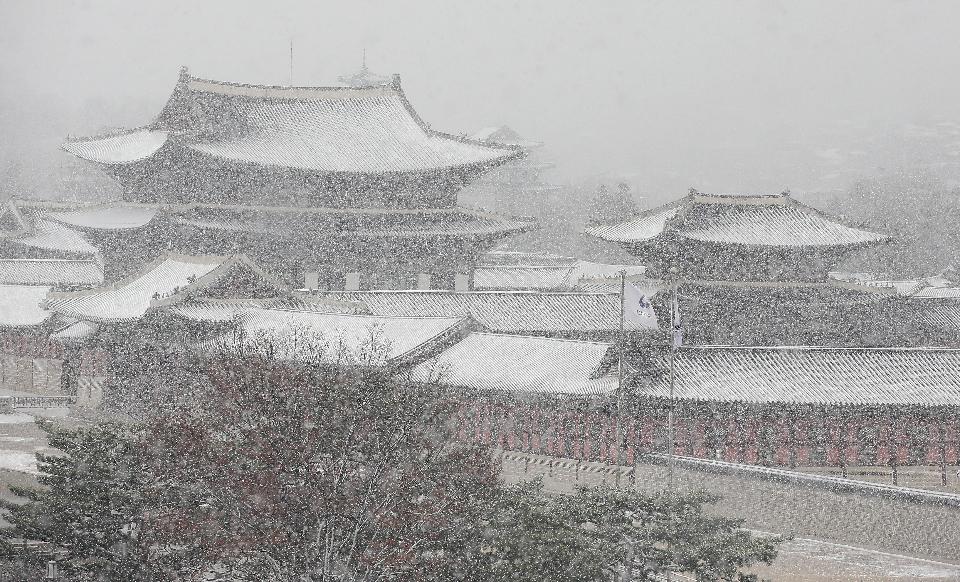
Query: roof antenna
[[289, 39, 294, 86], [362, 47, 367, 72]]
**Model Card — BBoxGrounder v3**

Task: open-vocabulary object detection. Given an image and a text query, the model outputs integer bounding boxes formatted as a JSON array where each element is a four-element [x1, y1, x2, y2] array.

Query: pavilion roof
[[587, 191, 888, 249], [43, 253, 285, 322], [411, 332, 617, 396], [63, 69, 521, 174], [319, 290, 659, 333], [642, 346, 960, 406], [0, 259, 104, 286]]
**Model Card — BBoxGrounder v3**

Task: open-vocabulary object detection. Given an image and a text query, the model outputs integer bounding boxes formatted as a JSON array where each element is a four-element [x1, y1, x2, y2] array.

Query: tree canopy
[[1, 347, 780, 581]]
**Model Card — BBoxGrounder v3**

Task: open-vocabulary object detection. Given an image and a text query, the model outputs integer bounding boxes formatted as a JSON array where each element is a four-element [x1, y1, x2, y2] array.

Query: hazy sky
[[2, 0, 960, 199]]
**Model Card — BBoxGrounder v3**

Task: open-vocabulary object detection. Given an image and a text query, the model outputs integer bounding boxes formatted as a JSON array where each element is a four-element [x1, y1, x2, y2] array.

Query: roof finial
[[178, 66, 190, 84], [362, 48, 367, 71]]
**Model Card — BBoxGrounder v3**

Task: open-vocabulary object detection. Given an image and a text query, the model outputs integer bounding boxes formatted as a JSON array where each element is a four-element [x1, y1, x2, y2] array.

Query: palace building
[[583, 190, 934, 347], [48, 67, 532, 289]]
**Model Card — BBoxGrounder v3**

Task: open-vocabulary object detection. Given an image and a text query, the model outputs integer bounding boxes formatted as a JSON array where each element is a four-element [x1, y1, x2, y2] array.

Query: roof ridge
[[681, 345, 960, 353], [0, 257, 100, 263], [470, 331, 614, 348], [330, 289, 617, 296], [247, 306, 467, 322], [187, 72, 395, 94]]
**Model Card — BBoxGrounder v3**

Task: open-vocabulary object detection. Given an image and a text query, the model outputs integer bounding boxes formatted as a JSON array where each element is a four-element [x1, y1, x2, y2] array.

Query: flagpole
[[666, 245, 679, 582], [617, 270, 626, 475], [668, 252, 678, 495]]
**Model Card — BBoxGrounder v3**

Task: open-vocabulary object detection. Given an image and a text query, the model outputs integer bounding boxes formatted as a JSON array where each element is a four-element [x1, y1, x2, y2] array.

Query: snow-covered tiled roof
[[586, 204, 681, 244], [62, 129, 168, 165], [411, 332, 617, 396], [472, 266, 578, 291], [587, 192, 887, 248], [342, 219, 533, 238], [43, 254, 238, 322], [642, 346, 960, 406], [225, 308, 467, 364], [13, 216, 98, 256], [0, 259, 103, 286], [0, 285, 52, 327], [474, 261, 647, 292], [47, 206, 158, 230], [919, 303, 960, 332], [166, 296, 361, 323], [172, 206, 533, 239], [908, 286, 960, 299], [680, 204, 886, 246], [479, 251, 578, 267], [319, 291, 658, 333], [64, 71, 520, 174], [49, 320, 99, 342]]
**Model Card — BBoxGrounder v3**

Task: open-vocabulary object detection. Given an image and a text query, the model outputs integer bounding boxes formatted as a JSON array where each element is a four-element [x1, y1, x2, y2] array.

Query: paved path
[[498, 450, 960, 581]]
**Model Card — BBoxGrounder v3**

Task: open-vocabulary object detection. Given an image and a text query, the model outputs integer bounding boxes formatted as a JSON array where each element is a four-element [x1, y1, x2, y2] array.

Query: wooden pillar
[[839, 407, 848, 478], [890, 408, 899, 485], [789, 408, 799, 469], [939, 410, 948, 487]]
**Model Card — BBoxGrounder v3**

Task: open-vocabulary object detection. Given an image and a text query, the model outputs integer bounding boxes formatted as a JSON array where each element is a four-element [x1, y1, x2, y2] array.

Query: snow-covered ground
[[750, 536, 960, 581], [0, 409, 68, 477], [0, 451, 39, 475]]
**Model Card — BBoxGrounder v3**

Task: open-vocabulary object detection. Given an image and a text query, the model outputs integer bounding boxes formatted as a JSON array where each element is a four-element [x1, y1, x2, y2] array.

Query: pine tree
[[0, 421, 154, 581]]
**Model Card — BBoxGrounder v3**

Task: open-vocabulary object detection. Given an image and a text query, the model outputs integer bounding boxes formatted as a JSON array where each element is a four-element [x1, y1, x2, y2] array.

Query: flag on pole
[[671, 292, 683, 348], [622, 281, 658, 329]]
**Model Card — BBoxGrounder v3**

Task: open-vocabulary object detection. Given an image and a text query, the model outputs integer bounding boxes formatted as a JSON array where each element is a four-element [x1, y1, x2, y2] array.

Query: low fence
[[0, 396, 76, 411]]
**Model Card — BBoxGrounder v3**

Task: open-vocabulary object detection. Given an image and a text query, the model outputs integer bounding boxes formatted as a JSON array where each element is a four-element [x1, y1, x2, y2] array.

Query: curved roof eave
[[61, 128, 169, 166]]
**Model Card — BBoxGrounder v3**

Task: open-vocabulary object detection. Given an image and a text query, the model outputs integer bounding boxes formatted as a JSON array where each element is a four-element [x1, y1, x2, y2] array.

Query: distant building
[[461, 125, 561, 217], [585, 189, 919, 346], [337, 58, 393, 88]]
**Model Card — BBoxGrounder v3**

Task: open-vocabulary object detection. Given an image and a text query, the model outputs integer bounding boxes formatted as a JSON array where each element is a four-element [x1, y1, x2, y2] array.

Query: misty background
[[2, 0, 960, 274]]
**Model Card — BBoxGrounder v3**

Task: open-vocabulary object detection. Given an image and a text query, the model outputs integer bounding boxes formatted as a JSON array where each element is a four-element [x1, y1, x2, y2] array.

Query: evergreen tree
[[0, 421, 154, 581]]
